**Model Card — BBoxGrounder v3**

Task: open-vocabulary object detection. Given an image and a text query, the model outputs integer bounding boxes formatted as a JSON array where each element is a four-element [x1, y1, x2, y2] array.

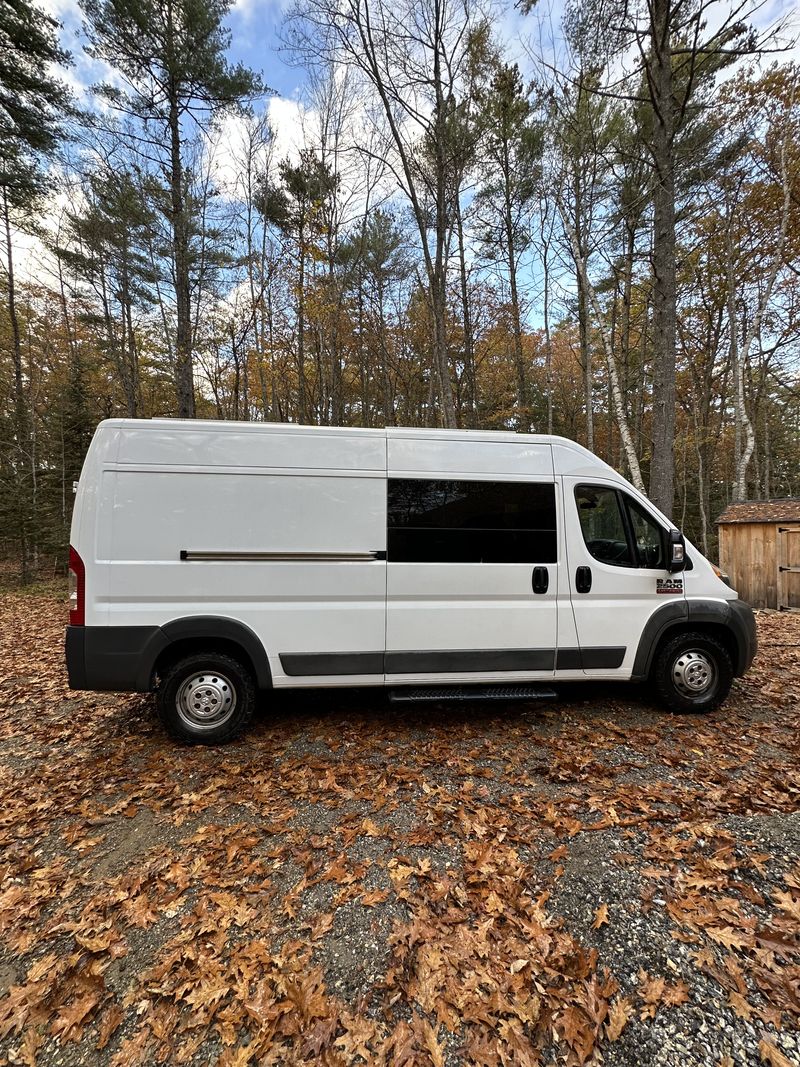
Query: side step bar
[[388, 685, 558, 705]]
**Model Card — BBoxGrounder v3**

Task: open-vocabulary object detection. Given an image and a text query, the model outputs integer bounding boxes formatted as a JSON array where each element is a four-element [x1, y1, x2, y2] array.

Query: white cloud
[[37, 0, 81, 20], [268, 95, 312, 161], [203, 95, 310, 198], [231, 0, 290, 20], [5, 187, 79, 287]]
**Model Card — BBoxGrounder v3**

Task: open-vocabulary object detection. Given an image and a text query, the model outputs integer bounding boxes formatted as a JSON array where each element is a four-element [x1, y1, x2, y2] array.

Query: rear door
[[385, 435, 559, 683], [778, 525, 800, 611], [563, 479, 684, 676]]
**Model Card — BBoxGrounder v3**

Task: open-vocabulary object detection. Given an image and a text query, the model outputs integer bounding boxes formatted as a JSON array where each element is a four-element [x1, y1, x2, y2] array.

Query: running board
[[388, 685, 558, 705]]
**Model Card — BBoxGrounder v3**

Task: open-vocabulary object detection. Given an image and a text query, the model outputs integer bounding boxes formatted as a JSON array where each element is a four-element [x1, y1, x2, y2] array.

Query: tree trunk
[[455, 197, 476, 428], [169, 86, 195, 418], [541, 203, 553, 435], [376, 275, 395, 427], [502, 140, 526, 429], [732, 121, 792, 499], [119, 244, 138, 417], [647, 0, 677, 517], [571, 162, 593, 451], [429, 269, 455, 426], [297, 221, 309, 422], [3, 188, 30, 582], [557, 189, 644, 492], [431, 3, 456, 430]]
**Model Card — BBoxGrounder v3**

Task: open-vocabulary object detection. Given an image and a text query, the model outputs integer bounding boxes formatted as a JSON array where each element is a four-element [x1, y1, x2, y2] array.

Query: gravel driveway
[[0, 586, 798, 1066]]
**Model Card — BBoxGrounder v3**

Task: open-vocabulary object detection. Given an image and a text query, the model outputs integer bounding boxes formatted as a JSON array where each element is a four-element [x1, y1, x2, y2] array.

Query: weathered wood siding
[[777, 526, 800, 611], [718, 522, 778, 610]]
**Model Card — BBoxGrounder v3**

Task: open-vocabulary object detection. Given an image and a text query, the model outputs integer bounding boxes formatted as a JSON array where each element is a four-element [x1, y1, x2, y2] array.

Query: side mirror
[[667, 529, 686, 573]]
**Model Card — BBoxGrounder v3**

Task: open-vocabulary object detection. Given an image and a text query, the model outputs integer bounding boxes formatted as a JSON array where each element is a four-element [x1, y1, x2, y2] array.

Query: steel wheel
[[653, 631, 733, 714], [175, 671, 237, 731], [671, 649, 716, 698]]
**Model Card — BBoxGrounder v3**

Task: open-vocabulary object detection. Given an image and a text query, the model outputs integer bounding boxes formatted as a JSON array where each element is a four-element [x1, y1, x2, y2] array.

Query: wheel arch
[[631, 599, 751, 681], [139, 617, 272, 691]]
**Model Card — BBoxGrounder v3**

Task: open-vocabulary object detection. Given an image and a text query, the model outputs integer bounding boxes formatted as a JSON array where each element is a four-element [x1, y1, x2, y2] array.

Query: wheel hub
[[672, 650, 715, 697], [176, 672, 237, 730]]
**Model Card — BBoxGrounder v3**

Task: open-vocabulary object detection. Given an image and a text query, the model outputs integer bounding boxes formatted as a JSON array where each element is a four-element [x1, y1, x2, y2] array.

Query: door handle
[[532, 566, 549, 594], [575, 566, 592, 593]]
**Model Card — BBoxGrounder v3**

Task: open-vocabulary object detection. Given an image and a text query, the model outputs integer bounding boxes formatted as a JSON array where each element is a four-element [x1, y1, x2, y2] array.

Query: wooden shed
[[716, 499, 800, 611]]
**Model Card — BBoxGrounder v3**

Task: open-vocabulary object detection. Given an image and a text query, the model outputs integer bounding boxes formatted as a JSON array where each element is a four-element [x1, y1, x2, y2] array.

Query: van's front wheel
[[653, 631, 733, 714], [157, 652, 255, 744]]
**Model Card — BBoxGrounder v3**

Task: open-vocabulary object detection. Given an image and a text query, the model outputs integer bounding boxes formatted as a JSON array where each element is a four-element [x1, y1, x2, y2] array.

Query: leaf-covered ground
[[0, 588, 799, 1067]]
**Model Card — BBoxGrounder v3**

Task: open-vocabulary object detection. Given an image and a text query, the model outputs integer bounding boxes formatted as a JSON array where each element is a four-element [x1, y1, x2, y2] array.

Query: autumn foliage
[[0, 592, 797, 1064]]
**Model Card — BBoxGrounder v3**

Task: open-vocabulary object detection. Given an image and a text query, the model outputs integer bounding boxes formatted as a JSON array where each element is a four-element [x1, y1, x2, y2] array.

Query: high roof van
[[65, 420, 756, 744]]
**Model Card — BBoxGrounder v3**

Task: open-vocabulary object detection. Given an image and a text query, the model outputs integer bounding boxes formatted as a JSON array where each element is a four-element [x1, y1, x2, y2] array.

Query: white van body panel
[[385, 432, 559, 684], [87, 421, 389, 686], [68, 419, 752, 700], [561, 475, 679, 677]]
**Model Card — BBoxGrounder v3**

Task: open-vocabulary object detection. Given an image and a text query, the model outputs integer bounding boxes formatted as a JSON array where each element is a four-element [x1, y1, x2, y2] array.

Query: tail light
[[68, 546, 85, 626]]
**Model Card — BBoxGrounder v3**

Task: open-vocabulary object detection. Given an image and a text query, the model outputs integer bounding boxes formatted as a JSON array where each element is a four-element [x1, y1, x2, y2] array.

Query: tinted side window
[[387, 479, 557, 563], [626, 498, 665, 568], [575, 486, 633, 566]]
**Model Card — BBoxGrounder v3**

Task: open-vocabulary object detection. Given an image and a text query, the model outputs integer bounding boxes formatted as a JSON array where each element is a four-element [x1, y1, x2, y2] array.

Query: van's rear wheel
[[157, 652, 255, 744], [653, 631, 733, 714]]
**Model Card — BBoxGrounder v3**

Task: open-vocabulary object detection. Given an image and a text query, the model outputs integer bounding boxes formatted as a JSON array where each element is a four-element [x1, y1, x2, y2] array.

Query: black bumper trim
[[630, 598, 757, 681], [279, 651, 384, 676], [65, 617, 274, 693], [385, 648, 555, 674], [65, 625, 87, 689], [66, 625, 163, 692], [280, 646, 627, 676], [685, 598, 758, 675]]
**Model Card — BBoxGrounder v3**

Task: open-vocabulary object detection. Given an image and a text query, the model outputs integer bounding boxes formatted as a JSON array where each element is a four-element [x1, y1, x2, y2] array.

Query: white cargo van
[[65, 419, 756, 743]]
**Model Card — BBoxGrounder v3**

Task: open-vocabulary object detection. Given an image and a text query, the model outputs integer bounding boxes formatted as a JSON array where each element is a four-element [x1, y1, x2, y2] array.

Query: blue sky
[[44, 0, 799, 149], [44, 0, 305, 106], [42, 0, 536, 115], [22, 0, 799, 298], [228, 0, 300, 101]]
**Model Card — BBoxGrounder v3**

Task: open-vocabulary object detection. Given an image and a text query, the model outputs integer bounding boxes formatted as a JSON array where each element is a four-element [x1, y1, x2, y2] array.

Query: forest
[[1, 0, 799, 581]]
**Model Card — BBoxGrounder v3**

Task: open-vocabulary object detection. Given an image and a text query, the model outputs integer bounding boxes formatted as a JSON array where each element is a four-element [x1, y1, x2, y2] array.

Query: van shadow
[[254, 680, 666, 735]]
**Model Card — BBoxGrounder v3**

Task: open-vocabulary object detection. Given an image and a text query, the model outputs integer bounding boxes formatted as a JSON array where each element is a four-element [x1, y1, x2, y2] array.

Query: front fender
[[630, 598, 757, 681]]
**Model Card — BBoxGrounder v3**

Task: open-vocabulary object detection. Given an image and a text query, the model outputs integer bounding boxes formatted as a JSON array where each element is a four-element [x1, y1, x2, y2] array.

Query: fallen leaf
[[361, 889, 390, 907], [759, 1038, 795, 1067], [592, 903, 609, 930], [728, 991, 753, 1021], [606, 996, 633, 1041], [662, 980, 690, 1007]]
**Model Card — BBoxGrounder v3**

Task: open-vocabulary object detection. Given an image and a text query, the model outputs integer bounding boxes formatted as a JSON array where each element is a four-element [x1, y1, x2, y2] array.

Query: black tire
[[156, 652, 255, 744], [652, 631, 733, 714]]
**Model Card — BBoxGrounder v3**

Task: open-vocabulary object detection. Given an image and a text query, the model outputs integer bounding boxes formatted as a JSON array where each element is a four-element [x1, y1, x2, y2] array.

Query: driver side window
[[576, 485, 668, 570], [575, 487, 633, 567], [627, 498, 665, 569]]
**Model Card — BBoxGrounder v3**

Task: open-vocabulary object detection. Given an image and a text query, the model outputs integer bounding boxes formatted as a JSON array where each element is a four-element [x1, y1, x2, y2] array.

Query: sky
[[39, 0, 536, 147], [35, 0, 800, 183], [40, 0, 310, 137], [19, 0, 533, 286], [17, 0, 800, 291]]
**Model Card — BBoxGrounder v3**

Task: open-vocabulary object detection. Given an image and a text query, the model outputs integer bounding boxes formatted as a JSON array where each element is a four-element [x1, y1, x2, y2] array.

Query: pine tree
[[0, 0, 70, 581], [82, 0, 264, 418], [476, 63, 543, 428], [57, 165, 159, 417]]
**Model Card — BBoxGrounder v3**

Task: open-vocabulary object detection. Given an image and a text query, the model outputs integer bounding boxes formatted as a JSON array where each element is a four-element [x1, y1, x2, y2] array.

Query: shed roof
[[716, 498, 800, 525]]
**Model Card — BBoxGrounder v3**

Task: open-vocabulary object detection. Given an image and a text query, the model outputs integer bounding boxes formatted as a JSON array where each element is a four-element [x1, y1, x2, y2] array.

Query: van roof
[[99, 417, 594, 451]]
